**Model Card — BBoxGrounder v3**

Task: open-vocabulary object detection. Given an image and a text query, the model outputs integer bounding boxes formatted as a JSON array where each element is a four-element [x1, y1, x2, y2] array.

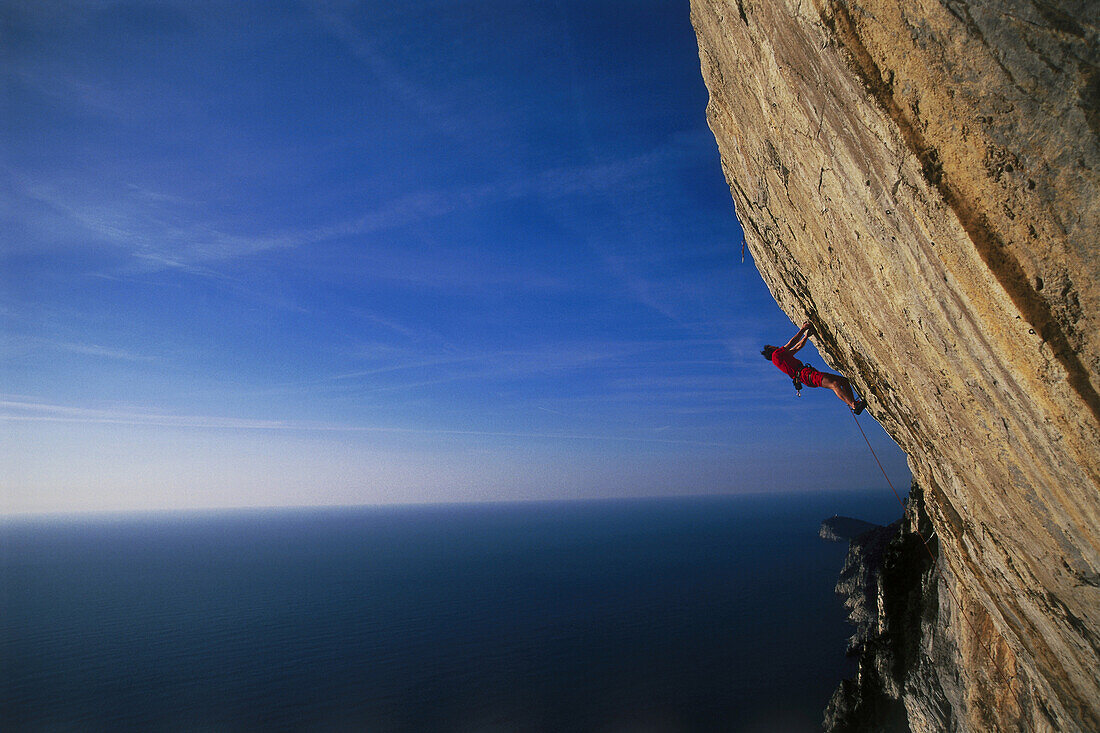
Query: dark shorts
[[799, 366, 824, 388]]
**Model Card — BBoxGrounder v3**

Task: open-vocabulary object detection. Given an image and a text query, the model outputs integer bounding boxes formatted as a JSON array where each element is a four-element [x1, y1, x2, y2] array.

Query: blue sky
[[1, 1, 908, 513]]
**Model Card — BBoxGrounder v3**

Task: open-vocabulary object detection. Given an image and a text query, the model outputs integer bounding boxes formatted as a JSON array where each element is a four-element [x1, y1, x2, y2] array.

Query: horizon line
[[0, 485, 902, 521]]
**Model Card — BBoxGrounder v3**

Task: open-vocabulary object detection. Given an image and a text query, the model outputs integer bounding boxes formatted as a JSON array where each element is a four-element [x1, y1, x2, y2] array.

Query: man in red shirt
[[762, 322, 866, 414]]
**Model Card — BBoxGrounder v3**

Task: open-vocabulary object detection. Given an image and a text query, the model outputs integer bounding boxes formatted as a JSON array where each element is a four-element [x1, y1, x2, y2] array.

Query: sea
[[1, 489, 903, 732]]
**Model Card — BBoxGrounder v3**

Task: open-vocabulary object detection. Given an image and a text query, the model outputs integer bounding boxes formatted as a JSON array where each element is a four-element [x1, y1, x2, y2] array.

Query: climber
[[761, 322, 866, 414]]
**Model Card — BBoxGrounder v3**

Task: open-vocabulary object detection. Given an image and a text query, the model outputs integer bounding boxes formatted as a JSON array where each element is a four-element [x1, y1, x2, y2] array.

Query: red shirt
[[771, 346, 804, 380]]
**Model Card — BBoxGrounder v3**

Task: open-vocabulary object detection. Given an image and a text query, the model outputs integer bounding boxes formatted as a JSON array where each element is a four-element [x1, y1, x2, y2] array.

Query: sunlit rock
[[692, 0, 1099, 729]]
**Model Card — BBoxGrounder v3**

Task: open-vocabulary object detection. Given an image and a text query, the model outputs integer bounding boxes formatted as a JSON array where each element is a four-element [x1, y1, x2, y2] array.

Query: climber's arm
[[783, 322, 815, 354]]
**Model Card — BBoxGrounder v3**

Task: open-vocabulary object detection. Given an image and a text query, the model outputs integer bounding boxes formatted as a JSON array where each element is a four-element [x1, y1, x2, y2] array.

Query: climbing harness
[[792, 364, 814, 396]]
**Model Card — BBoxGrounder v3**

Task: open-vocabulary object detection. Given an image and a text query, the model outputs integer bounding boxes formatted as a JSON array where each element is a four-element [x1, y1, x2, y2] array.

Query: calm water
[[1, 490, 901, 732]]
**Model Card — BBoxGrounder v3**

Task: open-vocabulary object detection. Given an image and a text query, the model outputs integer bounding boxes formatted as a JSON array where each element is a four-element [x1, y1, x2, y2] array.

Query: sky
[[0, 0, 909, 514]]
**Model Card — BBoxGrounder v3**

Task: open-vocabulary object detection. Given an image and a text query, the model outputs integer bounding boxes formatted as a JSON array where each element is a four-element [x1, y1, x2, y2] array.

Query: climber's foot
[[853, 400, 866, 415]]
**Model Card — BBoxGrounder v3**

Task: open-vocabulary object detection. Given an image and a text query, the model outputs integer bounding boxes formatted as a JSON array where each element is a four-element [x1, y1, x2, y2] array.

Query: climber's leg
[[820, 373, 859, 411]]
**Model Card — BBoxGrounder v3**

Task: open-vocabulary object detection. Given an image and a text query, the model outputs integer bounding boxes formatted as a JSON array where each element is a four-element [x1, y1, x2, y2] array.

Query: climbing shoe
[[853, 400, 867, 415]]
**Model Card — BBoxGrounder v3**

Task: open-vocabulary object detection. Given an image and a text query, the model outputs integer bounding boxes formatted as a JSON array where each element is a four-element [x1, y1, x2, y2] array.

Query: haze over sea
[[1, 488, 902, 732], [4, 4, 917, 730]]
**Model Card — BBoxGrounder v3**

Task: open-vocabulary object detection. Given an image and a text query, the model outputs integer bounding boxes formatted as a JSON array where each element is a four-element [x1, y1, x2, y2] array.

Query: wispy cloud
[[303, 0, 448, 122], [0, 398, 734, 447], [0, 400, 299, 430], [34, 180, 290, 256], [4, 139, 681, 282], [4, 62, 130, 119], [51, 341, 157, 362], [0, 334, 158, 363], [343, 307, 450, 344], [323, 338, 704, 395]]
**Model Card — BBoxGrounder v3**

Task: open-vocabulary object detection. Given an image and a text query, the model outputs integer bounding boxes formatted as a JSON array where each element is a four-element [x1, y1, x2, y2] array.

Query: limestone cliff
[[690, 0, 1099, 730]]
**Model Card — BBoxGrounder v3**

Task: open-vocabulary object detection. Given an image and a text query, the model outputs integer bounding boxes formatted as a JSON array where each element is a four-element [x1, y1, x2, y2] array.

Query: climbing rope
[[850, 409, 937, 561], [850, 408, 1034, 732]]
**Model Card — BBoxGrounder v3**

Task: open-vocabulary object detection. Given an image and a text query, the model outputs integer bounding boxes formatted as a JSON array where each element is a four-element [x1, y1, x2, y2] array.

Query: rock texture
[[691, 0, 1099, 730]]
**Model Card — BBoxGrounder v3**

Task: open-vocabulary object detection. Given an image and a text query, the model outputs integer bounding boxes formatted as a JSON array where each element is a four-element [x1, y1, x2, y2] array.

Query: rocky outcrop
[[821, 515, 883, 542], [823, 485, 955, 732], [691, 1, 1099, 730]]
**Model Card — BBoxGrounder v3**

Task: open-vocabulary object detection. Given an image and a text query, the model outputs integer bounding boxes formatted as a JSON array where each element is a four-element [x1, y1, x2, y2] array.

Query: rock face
[[690, 1, 1099, 730]]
